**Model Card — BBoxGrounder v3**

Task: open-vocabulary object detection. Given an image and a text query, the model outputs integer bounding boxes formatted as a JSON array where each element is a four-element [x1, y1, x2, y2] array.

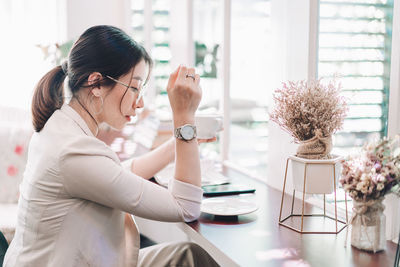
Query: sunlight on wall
[[0, 0, 61, 110]]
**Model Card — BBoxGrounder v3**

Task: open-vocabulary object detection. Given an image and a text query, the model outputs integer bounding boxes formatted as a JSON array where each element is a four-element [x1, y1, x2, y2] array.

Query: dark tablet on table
[[202, 184, 256, 197]]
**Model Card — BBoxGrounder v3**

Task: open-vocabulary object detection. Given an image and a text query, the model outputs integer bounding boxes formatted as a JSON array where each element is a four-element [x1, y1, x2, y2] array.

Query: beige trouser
[[138, 241, 220, 267]]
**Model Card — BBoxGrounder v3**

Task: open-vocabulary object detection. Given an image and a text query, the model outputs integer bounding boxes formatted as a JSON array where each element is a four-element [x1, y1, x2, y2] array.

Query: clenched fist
[[167, 65, 202, 126]]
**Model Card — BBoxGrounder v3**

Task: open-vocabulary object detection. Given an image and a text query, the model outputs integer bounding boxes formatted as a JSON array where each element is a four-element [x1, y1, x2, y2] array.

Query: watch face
[[181, 125, 195, 140]]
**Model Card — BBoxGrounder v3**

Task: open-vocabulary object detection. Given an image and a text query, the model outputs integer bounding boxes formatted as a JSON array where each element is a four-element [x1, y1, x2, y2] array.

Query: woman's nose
[[135, 96, 144, 109]]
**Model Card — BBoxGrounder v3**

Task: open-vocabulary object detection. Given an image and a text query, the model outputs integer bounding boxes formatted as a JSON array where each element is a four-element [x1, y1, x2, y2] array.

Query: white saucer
[[201, 197, 258, 216], [154, 160, 230, 187]]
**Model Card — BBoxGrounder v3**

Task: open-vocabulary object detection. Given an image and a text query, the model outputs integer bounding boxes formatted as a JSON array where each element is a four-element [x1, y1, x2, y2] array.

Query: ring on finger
[[186, 74, 196, 81]]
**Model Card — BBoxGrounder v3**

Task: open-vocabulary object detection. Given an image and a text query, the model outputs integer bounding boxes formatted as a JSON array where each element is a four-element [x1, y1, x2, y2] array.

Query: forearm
[[173, 118, 201, 187], [130, 137, 175, 179]]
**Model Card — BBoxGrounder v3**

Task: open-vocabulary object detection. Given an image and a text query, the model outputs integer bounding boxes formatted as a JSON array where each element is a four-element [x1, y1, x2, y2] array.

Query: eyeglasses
[[105, 75, 147, 105]]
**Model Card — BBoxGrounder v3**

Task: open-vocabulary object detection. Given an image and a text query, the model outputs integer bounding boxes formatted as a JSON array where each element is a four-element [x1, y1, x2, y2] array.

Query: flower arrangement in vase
[[270, 79, 347, 194], [340, 135, 400, 252]]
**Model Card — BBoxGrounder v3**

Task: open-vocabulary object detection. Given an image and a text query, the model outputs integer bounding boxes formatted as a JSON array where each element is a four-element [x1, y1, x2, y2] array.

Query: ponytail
[[31, 65, 66, 132]]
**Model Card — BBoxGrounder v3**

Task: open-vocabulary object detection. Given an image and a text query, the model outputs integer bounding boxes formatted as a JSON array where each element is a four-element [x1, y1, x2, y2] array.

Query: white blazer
[[4, 104, 203, 267]]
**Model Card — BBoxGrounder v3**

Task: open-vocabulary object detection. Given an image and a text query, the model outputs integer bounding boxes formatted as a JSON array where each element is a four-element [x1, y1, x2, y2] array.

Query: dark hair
[[32, 25, 152, 132]]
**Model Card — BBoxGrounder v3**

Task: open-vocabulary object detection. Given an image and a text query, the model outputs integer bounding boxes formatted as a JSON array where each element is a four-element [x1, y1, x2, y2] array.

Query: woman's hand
[[167, 65, 201, 126], [197, 137, 217, 144]]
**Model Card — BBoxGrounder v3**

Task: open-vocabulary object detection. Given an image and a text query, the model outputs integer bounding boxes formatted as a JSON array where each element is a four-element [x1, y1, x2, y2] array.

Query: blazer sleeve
[[59, 137, 203, 222]]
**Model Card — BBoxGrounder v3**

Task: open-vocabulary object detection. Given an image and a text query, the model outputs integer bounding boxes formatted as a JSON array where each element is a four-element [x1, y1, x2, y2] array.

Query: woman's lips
[[125, 116, 131, 122]]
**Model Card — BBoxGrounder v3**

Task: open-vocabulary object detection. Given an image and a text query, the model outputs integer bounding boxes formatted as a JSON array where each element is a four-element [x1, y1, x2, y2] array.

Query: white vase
[[351, 198, 386, 253], [290, 154, 343, 194]]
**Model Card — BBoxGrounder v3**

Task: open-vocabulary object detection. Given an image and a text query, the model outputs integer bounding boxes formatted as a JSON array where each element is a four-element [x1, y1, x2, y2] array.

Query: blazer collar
[[60, 104, 95, 137]]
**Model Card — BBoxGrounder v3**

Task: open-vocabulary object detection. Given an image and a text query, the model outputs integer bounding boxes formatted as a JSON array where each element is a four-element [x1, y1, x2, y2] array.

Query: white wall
[[169, 0, 194, 68], [0, 0, 65, 110], [0, 0, 132, 110], [384, 0, 400, 242], [387, 0, 400, 137], [65, 0, 131, 40], [267, 0, 313, 191]]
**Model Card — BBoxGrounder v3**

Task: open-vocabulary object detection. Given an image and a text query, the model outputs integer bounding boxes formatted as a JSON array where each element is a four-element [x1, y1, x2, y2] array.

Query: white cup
[[195, 114, 223, 139]]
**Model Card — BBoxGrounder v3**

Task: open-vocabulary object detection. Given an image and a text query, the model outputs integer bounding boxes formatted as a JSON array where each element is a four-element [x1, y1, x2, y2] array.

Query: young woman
[[4, 25, 219, 267]]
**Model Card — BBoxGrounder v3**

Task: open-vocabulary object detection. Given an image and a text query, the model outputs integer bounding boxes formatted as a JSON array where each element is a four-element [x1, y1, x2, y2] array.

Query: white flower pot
[[290, 154, 343, 194]]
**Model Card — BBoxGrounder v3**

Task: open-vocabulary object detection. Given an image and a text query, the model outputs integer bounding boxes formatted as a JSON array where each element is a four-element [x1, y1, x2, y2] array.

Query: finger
[[198, 84, 202, 99], [197, 137, 217, 144], [195, 74, 200, 86], [167, 65, 180, 89], [177, 65, 188, 83], [185, 68, 196, 83], [167, 65, 181, 90], [206, 137, 217, 142], [187, 68, 195, 77]]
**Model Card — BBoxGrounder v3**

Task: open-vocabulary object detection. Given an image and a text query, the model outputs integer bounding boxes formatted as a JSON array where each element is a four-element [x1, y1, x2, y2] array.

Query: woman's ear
[[87, 72, 102, 88]]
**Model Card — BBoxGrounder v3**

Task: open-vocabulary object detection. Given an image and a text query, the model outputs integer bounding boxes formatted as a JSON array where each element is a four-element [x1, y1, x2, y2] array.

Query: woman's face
[[101, 59, 149, 130]]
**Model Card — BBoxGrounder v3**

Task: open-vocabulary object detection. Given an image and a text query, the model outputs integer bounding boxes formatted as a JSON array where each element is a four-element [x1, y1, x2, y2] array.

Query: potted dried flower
[[340, 136, 400, 252], [270, 79, 347, 194]]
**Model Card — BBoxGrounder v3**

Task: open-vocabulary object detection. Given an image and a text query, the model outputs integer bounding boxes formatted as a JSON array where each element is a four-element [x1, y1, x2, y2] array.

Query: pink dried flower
[[269, 79, 347, 142], [340, 135, 400, 201]]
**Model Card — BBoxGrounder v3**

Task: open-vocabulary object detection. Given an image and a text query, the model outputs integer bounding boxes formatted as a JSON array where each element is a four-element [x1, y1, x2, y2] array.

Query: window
[[131, 0, 172, 115], [228, 0, 271, 178], [132, 0, 400, 242], [192, 0, 271, 176], [193, 0, 224, 160], [318, 0, 394, 155], [132, 0, 271, 179], [316, 0, 395, 222]]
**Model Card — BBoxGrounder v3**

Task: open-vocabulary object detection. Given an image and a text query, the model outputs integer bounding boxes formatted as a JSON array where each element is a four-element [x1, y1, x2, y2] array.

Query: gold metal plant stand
[[278, 157, 348, 234]]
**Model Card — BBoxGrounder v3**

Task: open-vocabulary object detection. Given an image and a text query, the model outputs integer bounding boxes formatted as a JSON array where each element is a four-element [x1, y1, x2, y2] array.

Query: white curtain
[[0, 0, 64, 110]]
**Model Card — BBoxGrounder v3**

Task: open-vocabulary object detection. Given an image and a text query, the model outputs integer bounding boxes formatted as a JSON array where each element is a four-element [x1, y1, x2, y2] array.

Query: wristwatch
[[174, 124, 197, 142]]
